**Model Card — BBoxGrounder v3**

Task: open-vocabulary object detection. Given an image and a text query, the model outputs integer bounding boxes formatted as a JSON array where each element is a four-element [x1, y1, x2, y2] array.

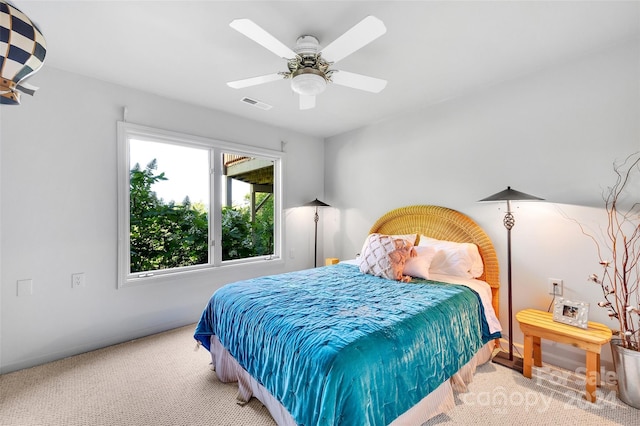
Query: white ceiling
[[18, 1, 640, 138]]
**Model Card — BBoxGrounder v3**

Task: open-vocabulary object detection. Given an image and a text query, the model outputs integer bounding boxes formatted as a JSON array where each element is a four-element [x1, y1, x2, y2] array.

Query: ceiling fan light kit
[[291, 68, 326, 96], [227, 15, 387, 110]]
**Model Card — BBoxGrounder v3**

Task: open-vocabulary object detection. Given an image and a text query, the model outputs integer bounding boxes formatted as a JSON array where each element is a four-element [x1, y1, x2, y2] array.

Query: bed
[[194, 205, 502, 425]]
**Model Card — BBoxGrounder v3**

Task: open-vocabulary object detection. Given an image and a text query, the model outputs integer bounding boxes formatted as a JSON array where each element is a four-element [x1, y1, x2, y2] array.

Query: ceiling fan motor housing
[[294, 35, 320, 56]]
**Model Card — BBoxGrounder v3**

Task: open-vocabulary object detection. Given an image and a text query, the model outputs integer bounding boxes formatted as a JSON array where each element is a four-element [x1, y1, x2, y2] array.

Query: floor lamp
[[479, 186, 543, 372], [303, 198, 330, 268]]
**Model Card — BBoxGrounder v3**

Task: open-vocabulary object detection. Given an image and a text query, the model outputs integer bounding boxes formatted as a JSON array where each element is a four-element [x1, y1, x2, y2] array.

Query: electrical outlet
[[548, 278, 563, 296], [72, 273, 85, 289]]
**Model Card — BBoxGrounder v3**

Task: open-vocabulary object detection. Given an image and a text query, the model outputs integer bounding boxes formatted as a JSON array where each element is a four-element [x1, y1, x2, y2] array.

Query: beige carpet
[[1, 324, 637, 425]]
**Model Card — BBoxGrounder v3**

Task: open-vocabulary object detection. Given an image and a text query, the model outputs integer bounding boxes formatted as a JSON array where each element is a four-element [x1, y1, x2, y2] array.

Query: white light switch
[[17, 279, 33, 296]]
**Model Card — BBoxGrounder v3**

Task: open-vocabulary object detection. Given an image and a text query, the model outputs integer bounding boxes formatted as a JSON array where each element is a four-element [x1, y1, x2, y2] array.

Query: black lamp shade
[[479, 186, 544, 202], [304, 198, 331, 207]]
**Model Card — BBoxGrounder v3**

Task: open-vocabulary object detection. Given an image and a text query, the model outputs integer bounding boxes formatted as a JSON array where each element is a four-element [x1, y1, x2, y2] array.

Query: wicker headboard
[[369, 205, 500, 316]]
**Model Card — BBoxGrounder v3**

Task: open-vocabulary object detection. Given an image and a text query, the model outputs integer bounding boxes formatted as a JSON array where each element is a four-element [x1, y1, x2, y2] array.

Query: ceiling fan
[[227, 16, 387, 110]]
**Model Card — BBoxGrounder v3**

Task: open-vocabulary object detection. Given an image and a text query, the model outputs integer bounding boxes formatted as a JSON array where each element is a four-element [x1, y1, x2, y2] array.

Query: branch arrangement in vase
[[583, 152, 640, 351]]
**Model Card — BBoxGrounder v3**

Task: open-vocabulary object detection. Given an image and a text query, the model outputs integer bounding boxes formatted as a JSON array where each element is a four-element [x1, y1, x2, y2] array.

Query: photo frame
[[553, 298, 589, 329]]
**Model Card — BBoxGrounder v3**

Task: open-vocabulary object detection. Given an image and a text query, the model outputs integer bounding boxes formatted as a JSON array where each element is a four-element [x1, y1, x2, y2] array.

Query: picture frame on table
[[553, 298, 589, 329]]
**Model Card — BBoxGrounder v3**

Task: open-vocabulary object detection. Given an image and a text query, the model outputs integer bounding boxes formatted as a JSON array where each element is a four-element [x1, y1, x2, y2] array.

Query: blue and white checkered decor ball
[[0, 0, 47, 105]]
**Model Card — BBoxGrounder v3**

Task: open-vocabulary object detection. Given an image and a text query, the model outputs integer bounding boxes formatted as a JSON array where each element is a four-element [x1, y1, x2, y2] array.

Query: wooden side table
[[325, 258, 339, 266], [516, 308, 612, 403]]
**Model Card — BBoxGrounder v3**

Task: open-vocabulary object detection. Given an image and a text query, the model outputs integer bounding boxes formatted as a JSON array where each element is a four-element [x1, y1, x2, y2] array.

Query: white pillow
[[403, 246, 437, 279], [418, 236, 483, 278]]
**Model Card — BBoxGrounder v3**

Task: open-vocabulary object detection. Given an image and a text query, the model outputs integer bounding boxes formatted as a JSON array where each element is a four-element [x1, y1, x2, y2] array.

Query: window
[[117, 122, 282, 287]]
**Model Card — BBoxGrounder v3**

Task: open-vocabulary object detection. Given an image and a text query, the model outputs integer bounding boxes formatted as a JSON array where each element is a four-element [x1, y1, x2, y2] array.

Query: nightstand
[[516, 308, 612, 403], [325, 258, 339, 266]]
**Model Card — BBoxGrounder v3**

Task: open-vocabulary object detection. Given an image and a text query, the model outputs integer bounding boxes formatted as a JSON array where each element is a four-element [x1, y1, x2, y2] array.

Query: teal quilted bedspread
[[194, 263, 499, 426]]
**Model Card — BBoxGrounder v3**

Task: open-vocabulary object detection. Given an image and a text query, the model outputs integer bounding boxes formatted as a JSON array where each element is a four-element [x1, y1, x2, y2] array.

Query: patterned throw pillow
[[358, 233, 416, 282]]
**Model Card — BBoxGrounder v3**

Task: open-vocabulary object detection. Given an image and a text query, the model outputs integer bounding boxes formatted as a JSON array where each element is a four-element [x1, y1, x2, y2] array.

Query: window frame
[[117, 122, 283, 288]]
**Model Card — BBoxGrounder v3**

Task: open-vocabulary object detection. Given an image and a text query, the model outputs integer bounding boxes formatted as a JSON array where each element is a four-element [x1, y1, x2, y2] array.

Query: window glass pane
[[129, 139, 210, 273], [221, 153, 275, 261], [118, 122, 283, 287]]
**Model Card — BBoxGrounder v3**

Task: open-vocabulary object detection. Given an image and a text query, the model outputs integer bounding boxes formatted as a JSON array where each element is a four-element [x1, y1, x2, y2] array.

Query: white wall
[[324, 39, 640, 372], [0, 67, 325, 373], [1, 38, 638, 377]]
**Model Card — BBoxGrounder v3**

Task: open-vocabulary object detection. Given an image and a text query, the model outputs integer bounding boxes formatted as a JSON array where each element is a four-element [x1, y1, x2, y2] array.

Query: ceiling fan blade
[[227, 73, 283, 89], [330, 70, 387, 93], [299, 94, 316, 110], [320, 16, 386, 64], [230, 19, 296, 59]]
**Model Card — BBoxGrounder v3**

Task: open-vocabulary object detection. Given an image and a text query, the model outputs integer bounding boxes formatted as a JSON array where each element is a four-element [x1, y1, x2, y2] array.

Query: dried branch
[[586, 152, 640, 351]]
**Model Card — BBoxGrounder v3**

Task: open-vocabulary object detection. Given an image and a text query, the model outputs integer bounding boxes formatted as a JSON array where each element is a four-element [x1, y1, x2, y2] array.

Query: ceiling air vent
[[241, 97, 272, 110]]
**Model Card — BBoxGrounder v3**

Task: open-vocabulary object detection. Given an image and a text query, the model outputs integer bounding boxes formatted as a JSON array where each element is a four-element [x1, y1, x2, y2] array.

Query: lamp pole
[[479, 187, 543, 372], [504, 199, 515, 362], [313, 205, 320, 267], [303, 198, 331, 268]]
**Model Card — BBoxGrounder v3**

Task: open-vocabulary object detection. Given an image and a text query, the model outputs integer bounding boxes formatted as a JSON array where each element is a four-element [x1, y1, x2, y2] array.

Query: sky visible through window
[[130, 139, 249, 207]]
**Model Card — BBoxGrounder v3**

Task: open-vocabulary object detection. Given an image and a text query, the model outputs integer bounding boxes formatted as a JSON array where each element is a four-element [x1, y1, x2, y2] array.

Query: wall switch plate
[[72, 273, 85, 288], [17, 279, 33, 296], [548, 278, 563, 296]]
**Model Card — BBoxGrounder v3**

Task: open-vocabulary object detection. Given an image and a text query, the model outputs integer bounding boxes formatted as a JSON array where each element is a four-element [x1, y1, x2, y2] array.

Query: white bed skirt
[[208, 335, 495, 425]]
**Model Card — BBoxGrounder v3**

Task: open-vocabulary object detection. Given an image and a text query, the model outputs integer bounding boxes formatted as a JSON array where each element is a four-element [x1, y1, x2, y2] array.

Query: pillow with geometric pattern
[[358, 233, 416, 282]]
